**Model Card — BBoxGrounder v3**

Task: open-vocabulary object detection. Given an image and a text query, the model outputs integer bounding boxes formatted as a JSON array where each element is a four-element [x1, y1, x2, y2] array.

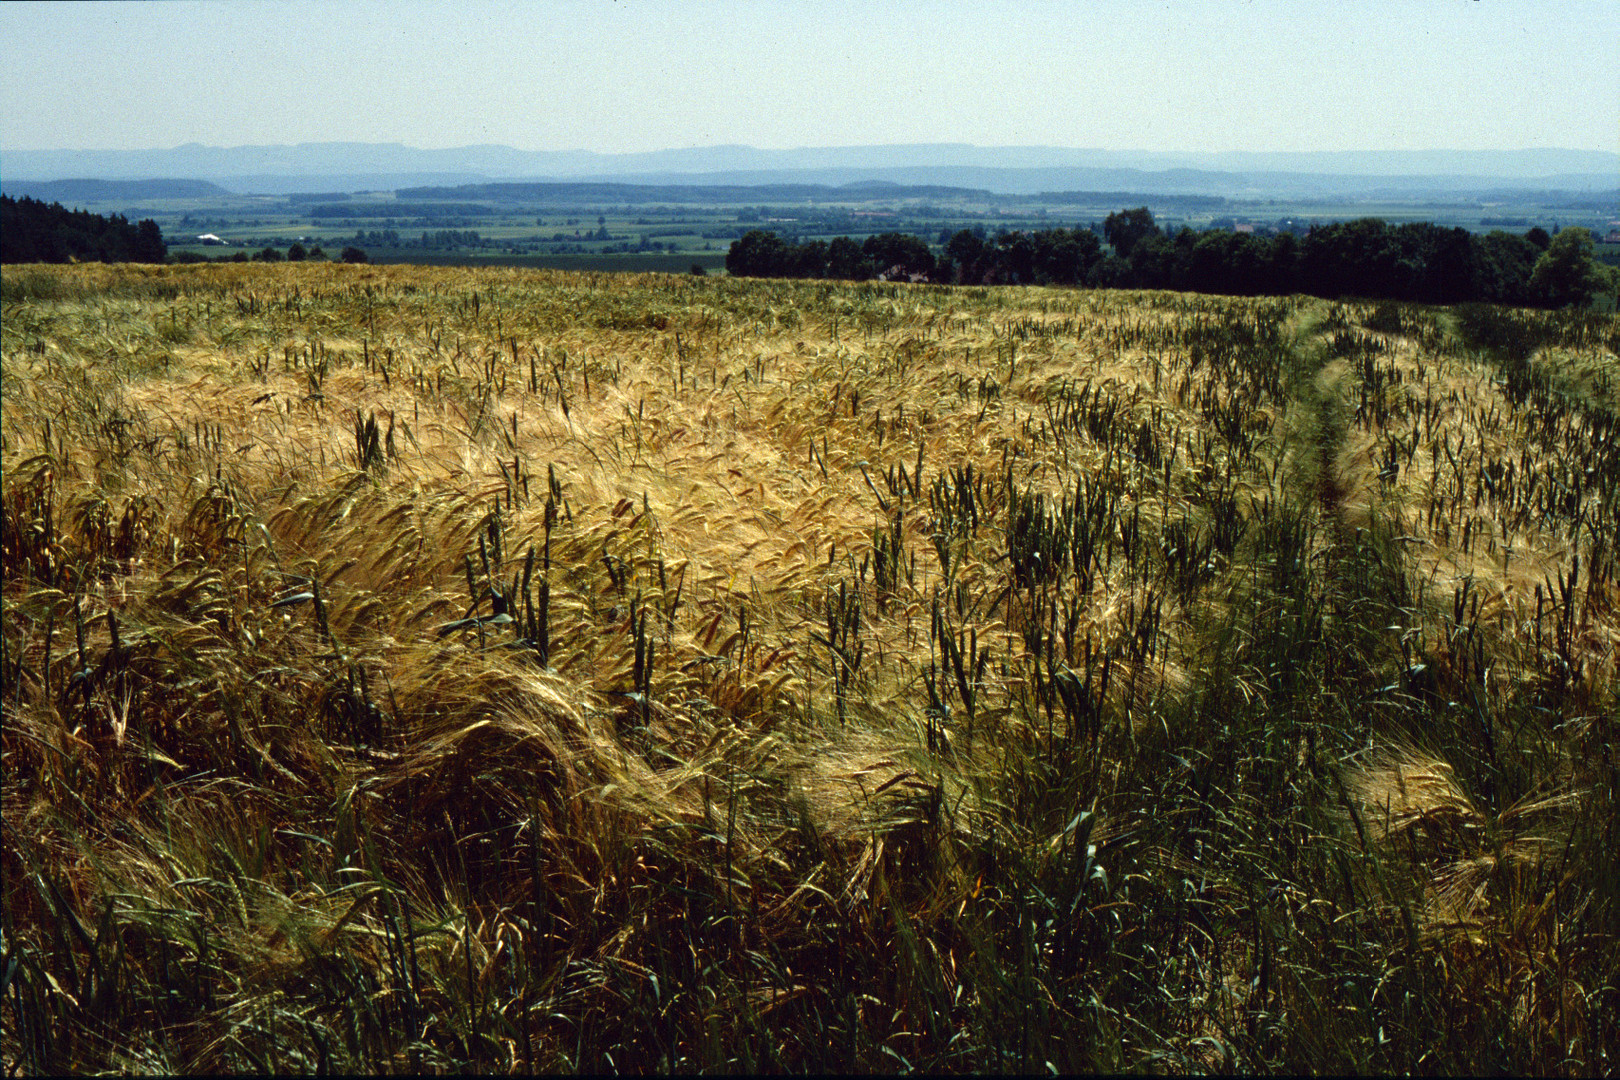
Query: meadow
[[2, 262, 1616, 1073]]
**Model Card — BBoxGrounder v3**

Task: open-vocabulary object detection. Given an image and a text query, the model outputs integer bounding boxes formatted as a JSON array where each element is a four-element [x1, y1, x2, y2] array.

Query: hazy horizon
[[2, 1, 1615, 157], [5, 138, 1615, 157]]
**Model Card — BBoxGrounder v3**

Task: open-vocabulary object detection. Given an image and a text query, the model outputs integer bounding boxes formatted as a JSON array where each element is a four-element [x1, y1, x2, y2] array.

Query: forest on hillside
[[0, 195, 167, 265]]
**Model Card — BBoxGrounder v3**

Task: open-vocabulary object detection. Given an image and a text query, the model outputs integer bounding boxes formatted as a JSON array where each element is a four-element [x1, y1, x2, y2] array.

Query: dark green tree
[[1086, 255, 1132, 289], [1301, 218, 1403, 299], [1126, 233, 1181, 290], [944, 229, 990, 283], [133, 219, 167, 263], [1038, 227, 1102, 285], [1476, 231, 1541, 305], [995, 230, 1037, 283], [863, 232, 934, 278], [1103, 207, 1158, 260], [789, 239, 830, 279], [826, 236, 874, 280], [1262, 231, 1301, 295], [1391, 222, 1482, 304], [726, 230, 791, 277], [1529, 227, 1605, 308], [1183, 231, 1232, 294]]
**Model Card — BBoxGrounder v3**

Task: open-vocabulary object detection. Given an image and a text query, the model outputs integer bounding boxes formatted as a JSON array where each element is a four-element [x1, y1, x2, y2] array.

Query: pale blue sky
[[1, 0, 1615, 153]]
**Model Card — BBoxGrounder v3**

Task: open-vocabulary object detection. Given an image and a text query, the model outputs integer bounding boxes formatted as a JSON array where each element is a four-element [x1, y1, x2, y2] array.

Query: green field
[[3, 262, 1616, 1073], [377, 251, 730, 273], [17, 180, 1613, 269]]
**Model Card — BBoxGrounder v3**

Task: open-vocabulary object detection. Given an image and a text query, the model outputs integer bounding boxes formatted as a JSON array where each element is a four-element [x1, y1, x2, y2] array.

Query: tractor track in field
[[1281, 301, 1409, 722]]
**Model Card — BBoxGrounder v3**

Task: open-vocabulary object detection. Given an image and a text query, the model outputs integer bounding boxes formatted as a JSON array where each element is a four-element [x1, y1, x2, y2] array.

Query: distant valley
[[4, 141, 1616, 199]]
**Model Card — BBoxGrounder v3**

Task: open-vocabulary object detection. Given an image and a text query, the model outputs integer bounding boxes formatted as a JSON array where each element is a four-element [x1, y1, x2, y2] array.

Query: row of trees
[[727, 209, 1612, 308], [1, 194, 166, 264], [726, 230, 938, 281], [3, 191, 1603, 308], [174, 244, 368, 265], [351, 228, 491, 249]]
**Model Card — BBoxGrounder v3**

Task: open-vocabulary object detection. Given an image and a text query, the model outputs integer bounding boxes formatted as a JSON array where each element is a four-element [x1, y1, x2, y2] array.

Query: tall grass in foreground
[[3, 262, 1616, 1073]]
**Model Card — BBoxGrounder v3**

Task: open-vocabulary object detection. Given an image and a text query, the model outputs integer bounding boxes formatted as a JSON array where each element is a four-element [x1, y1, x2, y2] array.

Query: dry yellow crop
[[3, 263, 1615, 1073]]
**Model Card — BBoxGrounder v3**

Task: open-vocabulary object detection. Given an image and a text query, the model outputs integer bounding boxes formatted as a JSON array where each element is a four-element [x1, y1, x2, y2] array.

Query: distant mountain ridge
[[2, 143, 1614, 200], [574, 165, 1617, 200], [6, 141, 1616, 178], [390, 180, 1231, 210]]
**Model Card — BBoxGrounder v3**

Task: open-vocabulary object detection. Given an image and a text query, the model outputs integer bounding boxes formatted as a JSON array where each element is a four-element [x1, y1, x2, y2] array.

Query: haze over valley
[[5, 141, 1616, 199]]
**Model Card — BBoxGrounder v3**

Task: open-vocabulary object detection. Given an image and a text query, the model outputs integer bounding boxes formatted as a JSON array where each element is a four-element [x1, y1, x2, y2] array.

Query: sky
[[1, 0, 1615, 154]]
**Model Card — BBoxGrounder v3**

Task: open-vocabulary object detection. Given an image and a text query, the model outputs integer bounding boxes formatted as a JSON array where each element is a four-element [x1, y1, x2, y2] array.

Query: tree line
[[174, 244, 368, 265], [1, 194, 166, 264], [3, 191, 1604, 308], [727, 208, 1612, 308]]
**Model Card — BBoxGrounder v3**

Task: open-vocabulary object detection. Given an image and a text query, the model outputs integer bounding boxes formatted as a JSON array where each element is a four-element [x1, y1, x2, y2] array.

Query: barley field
[[3, 262, 1616, 1073]]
